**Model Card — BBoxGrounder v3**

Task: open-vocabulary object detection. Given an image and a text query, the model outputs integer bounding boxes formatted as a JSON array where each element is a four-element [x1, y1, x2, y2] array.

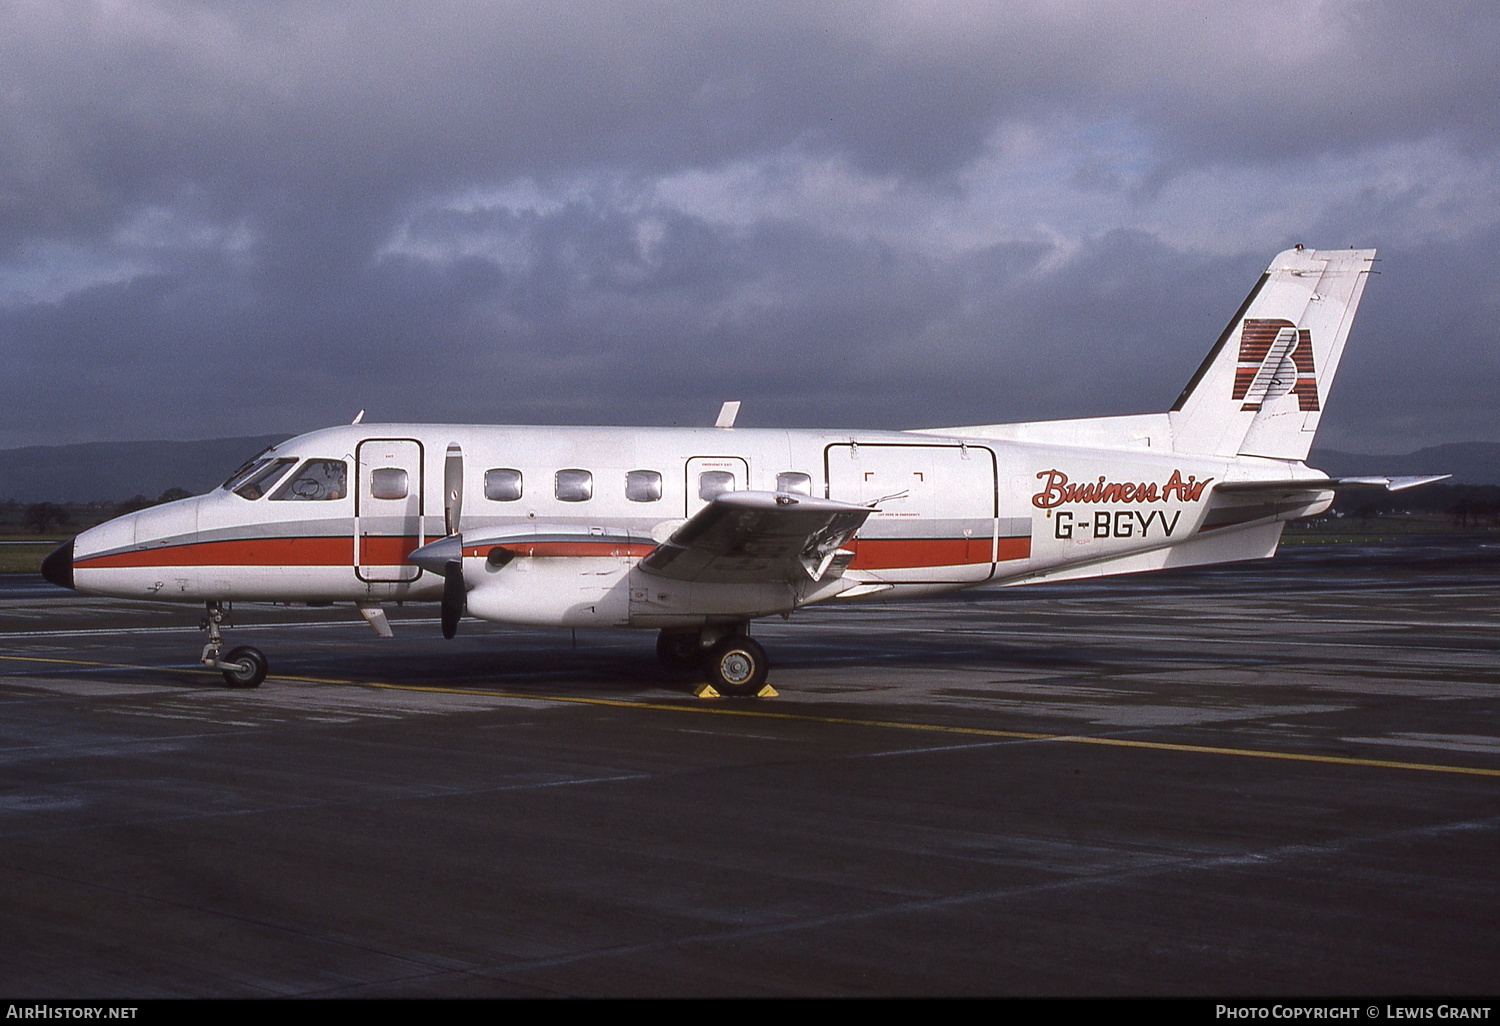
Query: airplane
[[40, 245, 1445, 697]]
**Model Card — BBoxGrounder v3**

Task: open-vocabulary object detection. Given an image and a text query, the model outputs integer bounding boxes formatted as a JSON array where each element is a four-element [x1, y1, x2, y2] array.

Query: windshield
[[233, 458, 298, 500], [222, 450, 275, 491]]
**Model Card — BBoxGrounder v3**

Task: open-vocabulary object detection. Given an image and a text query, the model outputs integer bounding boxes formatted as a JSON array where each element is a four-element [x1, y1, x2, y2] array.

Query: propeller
[[441, 559, 465, 639], [444, 443, 464, 537], [441, 443, 465, 638]]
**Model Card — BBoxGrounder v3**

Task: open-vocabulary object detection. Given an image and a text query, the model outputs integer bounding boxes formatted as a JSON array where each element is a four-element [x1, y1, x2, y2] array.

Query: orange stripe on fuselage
[[77, 534, 1032, 572], [847, 536, 1030, 569]]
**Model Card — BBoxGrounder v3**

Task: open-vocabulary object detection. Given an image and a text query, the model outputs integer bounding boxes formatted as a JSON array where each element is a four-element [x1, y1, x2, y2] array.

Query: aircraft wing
[[640, 491, 873, 585]]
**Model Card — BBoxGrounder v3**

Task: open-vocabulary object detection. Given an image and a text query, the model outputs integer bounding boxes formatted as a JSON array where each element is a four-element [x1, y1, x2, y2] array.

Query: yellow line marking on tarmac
[[280, 674, 1500, 780], [6, 654, 1500, 779]]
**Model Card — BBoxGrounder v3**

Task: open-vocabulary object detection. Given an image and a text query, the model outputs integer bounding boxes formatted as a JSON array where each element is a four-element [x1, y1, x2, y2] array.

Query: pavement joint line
[[6, 652, 1499, 780]]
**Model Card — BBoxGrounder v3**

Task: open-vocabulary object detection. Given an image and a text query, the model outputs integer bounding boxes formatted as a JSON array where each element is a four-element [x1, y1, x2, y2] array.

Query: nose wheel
[[200, 602, 268, 688], [219, 646, 268, 689]]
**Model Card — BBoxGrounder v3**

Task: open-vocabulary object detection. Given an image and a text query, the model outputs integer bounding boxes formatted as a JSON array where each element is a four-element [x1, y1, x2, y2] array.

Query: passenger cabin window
[[555, 469, 593, 502], [776, 472, 813, 496], [698, 471, 735, 502], [484, 468, 523, 501], [625, 470, 662, 502], [369, 467, 408, 500], [271, 459, 348, 501], [233, 458, 297, 500]]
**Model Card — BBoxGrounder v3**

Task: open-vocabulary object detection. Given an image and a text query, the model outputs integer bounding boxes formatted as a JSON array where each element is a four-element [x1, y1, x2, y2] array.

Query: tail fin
[[1170, 247, 1376, 460]]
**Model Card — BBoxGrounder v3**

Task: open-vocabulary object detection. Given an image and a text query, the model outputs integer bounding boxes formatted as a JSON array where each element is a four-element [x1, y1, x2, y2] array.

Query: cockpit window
[[233, 458, 298, 500], [270, 459, 348, 501], [220, 446, 277, 490]]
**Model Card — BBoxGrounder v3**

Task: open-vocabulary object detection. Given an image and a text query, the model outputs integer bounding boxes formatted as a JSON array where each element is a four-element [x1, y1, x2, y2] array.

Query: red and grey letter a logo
[[1232, 319, 1319, 412]]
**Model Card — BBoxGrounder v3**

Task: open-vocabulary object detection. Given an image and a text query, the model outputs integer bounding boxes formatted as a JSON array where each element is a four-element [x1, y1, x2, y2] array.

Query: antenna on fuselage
[[715, 401, 741, 428], [351, 409, 365, 425]]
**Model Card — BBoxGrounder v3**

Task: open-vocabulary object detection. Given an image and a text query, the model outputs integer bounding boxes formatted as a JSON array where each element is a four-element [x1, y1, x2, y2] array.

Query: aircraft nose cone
[[41, 539, 74, 591]]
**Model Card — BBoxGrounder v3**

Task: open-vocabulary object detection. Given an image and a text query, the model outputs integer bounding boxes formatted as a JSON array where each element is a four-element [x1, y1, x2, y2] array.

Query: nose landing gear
[[200, 602, 268, 688]]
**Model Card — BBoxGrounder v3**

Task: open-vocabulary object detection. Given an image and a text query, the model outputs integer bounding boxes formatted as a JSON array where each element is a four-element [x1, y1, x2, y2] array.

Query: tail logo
[[1233, 318, 1319, 412]]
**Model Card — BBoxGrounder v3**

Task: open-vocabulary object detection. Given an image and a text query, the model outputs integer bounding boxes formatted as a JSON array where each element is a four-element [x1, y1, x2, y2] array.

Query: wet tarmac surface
[[1, 536, 1497, 996]]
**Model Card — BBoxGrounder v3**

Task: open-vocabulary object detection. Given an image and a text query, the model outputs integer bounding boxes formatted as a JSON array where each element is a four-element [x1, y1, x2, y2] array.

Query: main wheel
[[222, 645, 268, 689], [656, 630, 701, 672], [704, 636, 768, 698]]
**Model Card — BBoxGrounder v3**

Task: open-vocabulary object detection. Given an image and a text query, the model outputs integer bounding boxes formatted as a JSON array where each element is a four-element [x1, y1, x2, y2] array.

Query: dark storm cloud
[[1, 1, 1496, 453]]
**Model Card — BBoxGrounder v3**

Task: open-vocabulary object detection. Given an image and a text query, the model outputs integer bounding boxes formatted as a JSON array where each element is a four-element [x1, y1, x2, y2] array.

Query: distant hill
[[0, 435, 289, 503], [1, 434, 1496, 503], [1308, 442, 1500, 486]]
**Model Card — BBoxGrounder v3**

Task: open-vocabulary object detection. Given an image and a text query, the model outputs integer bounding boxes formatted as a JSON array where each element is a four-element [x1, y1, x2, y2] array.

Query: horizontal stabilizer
[[1326, 474, 1452, 492], [1215, 474, 1450, 495]]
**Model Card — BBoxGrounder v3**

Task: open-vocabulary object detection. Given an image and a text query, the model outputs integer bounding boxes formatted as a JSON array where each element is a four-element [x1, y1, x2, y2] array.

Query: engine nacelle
[[464, 555, 633, 627]]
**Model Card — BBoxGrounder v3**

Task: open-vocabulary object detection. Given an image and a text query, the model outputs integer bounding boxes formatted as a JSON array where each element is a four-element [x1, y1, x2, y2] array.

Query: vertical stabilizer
[[1169, 247, 1375, 460]]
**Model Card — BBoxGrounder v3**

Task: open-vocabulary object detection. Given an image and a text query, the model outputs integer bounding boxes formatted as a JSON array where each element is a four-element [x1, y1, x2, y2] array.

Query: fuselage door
[[684, 456, 749, 518], [355, 438, 425, 583], [825, 442, 998, 582]]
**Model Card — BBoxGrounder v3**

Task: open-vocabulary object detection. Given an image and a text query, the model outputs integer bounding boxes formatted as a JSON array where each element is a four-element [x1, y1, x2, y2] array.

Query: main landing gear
[[200, 602, 268, 689], [657, 626, 771, 698]]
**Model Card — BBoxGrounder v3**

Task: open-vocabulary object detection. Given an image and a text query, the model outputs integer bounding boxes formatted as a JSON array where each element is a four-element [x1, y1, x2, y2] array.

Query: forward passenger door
[[354, 438, 425, 583]]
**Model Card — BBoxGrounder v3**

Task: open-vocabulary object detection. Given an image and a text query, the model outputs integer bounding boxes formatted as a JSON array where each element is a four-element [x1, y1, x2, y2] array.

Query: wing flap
[[640, 492, 872, 584]]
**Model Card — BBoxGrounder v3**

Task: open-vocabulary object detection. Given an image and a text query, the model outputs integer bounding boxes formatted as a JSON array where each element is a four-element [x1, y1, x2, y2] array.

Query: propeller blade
[[444, 443, 463, 537], [441, 559, 465, 639]]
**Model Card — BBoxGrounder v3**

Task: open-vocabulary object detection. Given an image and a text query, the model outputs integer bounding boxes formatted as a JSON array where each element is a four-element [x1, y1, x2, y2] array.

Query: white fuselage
[[66, 421, 1314, 629]]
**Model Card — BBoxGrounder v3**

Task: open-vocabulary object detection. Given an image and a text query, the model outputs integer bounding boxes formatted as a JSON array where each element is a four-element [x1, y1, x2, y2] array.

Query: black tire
[[222, 645, 268, 689], [704, 636, 768, 697], [656, 631, 701, 672]]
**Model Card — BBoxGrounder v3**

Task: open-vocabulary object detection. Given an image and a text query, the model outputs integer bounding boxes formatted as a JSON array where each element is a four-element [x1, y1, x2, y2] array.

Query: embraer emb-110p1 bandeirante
[[41, 247, 1444, 696]]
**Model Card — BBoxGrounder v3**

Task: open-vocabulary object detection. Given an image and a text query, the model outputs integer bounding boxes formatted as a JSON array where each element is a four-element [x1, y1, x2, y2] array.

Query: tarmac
[[1, 535, 1497, 997]]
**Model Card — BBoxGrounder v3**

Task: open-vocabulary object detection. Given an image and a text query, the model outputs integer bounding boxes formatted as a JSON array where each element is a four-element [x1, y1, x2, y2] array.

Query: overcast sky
[[2, 1, 1496, 455]]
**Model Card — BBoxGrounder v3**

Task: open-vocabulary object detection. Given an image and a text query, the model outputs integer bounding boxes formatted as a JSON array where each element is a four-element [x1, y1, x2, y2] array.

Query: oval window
[[370, 467, 408, 500], [776, 472, 813, 496], [698, 470, 735, 502], [556, 469, 593, 502], [484, 468, 523, 501], [626, 470, 662, 502]]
